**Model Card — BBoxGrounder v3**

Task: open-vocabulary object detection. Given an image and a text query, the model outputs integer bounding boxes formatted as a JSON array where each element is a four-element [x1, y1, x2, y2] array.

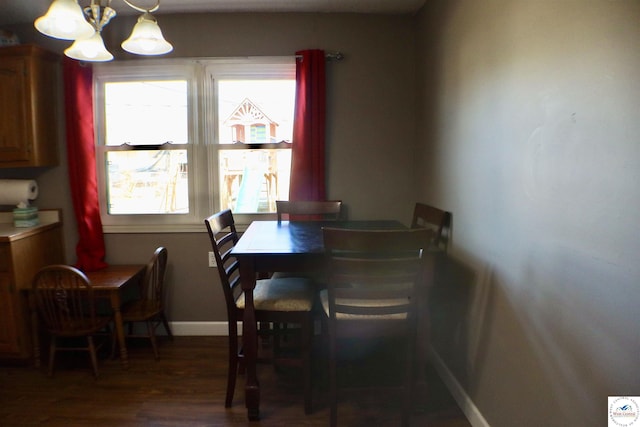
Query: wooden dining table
[[231, 219, 406, 420], [84, 264, 146, 369]]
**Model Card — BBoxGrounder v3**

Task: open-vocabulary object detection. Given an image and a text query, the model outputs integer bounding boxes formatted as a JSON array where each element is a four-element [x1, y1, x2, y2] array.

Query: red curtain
[[63, 58, 108, 271], [289, 49, 326, 201]]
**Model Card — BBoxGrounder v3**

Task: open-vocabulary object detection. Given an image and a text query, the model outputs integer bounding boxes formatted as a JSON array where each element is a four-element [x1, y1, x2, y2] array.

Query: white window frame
[[93, 57, 295, 233]]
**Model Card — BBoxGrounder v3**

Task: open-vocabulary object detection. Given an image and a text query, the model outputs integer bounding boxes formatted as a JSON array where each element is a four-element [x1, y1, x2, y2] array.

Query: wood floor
[[0, 336, 470, 426]]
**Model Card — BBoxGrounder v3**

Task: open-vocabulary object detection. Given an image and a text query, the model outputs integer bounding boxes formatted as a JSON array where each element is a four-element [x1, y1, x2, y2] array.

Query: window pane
[[219, 149, 291, 213], [217, 79, 295, 213], [104, 80, 188, 146], [106, 150, 188, 215]]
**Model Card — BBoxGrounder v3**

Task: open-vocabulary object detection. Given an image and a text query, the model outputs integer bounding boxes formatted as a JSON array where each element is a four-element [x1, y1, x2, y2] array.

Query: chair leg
[[147, 321, 159, 359], [238, 347, 246, 375], [110, 322, 118, 359], [259, 321, 271, 349], [302, 317, 313, 415], [329, 322, 338, 427], [31, 310, 41, 369], [47, 336, 57, 377], [401, 332, 416, 427], [161, 312, 174, 341], [272, 323, 281, 357], [226, 324, 239, 407], [88, 336, 100, 378]]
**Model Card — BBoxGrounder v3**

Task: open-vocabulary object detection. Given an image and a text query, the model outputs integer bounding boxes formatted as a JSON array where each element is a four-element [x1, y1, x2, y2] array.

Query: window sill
[[102, 214, 274, 234]]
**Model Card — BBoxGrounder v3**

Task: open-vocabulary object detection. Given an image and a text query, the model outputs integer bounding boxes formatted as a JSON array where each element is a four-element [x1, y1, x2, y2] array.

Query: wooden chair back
[[31, 264, 113, 376], [276, 200, 342, 222], [322, 227, 433, 328], [411, 202, 451, 251], [204, 209, 241, 320], [117, 246, 173, 359], [32, 265, 99, 336], [140, 246, 168, 311]]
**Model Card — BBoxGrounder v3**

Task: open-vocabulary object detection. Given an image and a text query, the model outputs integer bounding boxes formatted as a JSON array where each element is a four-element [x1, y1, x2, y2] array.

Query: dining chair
[[117, 246, 173, 359], [411, 202, 452, 251], [411, 203, 451, 399], [273, 200, 343, 282], [276, 200, 343, 222], [204, 209, 316, 414], [30, 265, 113, 377], [321, 227, 434, 427]]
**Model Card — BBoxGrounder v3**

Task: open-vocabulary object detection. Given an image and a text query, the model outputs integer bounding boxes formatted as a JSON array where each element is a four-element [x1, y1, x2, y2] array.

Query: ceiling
[[0, 0, 427, 27]]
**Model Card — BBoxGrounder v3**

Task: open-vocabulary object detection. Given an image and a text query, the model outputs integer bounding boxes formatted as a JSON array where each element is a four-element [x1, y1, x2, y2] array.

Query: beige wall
[[6, 13, 418, 322], [416, 1, 640, 426]]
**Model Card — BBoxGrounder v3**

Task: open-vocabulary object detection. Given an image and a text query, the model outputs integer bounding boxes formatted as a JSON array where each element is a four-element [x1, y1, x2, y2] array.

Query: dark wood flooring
[[0, 336, 470, 426]]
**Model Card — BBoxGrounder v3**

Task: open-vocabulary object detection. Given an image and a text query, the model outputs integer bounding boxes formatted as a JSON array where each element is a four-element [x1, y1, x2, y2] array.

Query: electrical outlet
[[208, 251, 217, 268]]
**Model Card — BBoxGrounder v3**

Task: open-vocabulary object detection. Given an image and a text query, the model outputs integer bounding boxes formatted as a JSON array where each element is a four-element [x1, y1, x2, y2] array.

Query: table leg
[[111, 292, 129, 369], [239, 258, 260, 421]]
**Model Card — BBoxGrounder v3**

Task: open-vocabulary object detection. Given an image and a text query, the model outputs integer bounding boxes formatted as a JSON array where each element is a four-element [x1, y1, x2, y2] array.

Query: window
[[94, 58, 295, 232], [103, 80, 189, 215], [214, 77, 295, 214]]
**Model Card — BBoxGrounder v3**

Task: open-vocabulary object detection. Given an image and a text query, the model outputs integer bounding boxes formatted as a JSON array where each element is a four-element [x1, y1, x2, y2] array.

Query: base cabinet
[[0, 219, 63, 360]]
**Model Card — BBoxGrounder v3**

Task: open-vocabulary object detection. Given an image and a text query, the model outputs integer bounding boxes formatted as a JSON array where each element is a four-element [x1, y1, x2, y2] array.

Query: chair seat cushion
[[237, 277, 315, 312], [319, 289, 408, 320]]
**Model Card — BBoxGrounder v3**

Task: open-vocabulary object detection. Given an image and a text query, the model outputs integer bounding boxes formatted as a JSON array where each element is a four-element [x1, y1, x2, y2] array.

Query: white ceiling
[[1, 0, 427, 27]]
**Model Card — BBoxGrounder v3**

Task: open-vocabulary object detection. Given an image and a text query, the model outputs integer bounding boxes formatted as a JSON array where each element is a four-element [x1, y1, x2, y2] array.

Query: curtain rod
[[295, 52, 344, 61]]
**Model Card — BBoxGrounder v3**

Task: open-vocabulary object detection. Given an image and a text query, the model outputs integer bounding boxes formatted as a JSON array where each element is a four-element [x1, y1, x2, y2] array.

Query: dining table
[[231, 219, 407, 420], [30, 264, 146, 370], [84, 264, 146, 369]]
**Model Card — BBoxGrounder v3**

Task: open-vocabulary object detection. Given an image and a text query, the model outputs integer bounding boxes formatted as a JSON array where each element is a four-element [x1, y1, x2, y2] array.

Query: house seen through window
[[217, 80, 295, 213]]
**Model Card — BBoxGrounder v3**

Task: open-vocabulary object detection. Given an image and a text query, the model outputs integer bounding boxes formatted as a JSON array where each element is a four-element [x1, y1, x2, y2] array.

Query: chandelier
[[35, 0, 173, 62]]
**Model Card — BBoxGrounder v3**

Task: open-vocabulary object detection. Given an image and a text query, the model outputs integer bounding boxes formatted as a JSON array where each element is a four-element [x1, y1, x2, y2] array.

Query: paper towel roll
[[0, 180, 39, 206]]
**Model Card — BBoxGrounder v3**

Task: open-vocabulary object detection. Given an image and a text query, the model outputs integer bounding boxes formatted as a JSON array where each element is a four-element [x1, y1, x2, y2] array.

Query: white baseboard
[[429, 348, 491, 427], [168, 321, 239, 336]]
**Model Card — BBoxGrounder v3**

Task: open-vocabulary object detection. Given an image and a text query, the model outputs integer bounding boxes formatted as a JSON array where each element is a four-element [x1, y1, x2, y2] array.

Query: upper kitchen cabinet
[[0, 45, 60, 168]]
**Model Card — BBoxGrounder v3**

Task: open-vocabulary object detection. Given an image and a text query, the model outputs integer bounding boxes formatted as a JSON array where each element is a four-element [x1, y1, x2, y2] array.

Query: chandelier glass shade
[[34, 0, 95, 40], [121, 12, 172, 55], [34, 0, 173, 62], [65, 31, 114, 61]]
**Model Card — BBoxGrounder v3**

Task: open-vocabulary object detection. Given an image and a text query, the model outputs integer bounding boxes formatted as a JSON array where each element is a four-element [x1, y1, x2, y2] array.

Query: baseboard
[[428, 348, 491, 427], [168, 321, 239, 336]]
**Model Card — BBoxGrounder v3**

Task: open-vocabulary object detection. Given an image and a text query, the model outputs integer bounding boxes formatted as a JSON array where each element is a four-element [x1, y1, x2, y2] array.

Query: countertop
[[0, 209, 62, 242]]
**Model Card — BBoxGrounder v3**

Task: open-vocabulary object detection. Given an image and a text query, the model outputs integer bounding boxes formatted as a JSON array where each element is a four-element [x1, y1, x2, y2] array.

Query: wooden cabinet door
[[0, 45, 60, 167], [0, 224, 64, 359], [0, 56, 30, 163], [0, 274, 20, 355]]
